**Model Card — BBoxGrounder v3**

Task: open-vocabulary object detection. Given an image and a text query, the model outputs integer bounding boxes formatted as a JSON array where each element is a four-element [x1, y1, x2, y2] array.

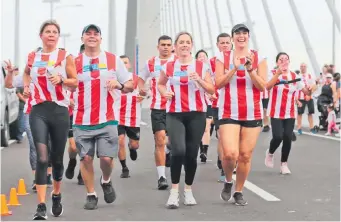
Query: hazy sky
[[1, 0, 340, 75], [1, 0, 127, 69]]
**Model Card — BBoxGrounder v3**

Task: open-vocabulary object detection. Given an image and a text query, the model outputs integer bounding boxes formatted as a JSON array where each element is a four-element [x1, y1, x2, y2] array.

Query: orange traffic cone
[[0, 194, 12, 216], [17, 179, 29, 196], [7, 188, 21, 206]]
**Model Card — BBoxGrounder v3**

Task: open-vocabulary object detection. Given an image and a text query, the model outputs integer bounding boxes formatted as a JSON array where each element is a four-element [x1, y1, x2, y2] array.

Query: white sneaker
[[335, 133, 340, 137], [183, 189, 197, 206], [265, 149, 274, 168], [166, 189, 179, 209], [325, 132, 331, 136], [280, 162, 291, 175]]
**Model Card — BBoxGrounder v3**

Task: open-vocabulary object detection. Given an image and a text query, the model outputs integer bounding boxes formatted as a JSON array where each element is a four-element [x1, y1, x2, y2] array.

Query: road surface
[[1, 109, 339, 221]]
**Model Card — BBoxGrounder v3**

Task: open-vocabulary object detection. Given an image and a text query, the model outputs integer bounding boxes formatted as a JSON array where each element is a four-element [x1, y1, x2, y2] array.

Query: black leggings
[[269, 118, 295, 162], [166, 112, 206, 185], [29, 102, 69, 185]]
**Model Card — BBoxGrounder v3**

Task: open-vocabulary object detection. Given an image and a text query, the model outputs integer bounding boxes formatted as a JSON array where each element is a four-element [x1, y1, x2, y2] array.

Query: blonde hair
[[39, 20, 60, 35]]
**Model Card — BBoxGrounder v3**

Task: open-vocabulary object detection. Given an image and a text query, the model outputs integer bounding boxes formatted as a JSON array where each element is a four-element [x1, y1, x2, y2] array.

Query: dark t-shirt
[[16, 87, 25, 110]]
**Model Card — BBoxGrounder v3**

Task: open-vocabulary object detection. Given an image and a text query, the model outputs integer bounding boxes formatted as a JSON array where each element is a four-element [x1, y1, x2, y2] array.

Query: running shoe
[[166, 189, 179, 209], [233, 192, 248, 206], [184, 189, 197, 206], [33, 203, 47, 220], [51, 193, 63, 217]]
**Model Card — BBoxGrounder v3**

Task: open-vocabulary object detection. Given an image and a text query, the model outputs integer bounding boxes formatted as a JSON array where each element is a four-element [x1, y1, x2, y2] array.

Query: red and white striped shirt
[[298, 73, 315, 100], [73, 51, 131, 125], [66, 91, 74, 116], [139, 55, 175, 110], [209, 56, 219, 108], [165, 59, 210, 113], [216, 50, 265, 121], [115, 73, 141, 127], [261, 69, 273, 100], [24, 87, 33, 114], [267, 71, 305, 119], [26, 48, 71, 108]]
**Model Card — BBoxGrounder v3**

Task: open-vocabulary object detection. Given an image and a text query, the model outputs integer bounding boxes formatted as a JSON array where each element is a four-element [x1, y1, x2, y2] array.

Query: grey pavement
[[1, 109, 340, 221]]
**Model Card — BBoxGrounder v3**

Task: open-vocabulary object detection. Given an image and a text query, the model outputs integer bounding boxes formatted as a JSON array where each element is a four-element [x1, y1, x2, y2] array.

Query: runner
[[138, 35, 175, 190], [158, 31, 215, 208], [64, 44, 85, 185], [116, 55, 143, 178], [73, 24, 133, 210], [296, 63, 317, 134], [265, 52, 310, 174], [209, 33, 233, 182], [4, 53, 53, 192], [195, 49, 212, 163], [22, 20, 78, 220], [215, 24, 267, 205]]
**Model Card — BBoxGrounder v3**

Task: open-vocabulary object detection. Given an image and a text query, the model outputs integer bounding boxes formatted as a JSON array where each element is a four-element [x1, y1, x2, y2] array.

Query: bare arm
[[331, 82, 337, 104], [120, 80, 134, 93], [157, 70, 169, 96], [17, 92, 26, 102], [4, 72, 15, 88], [266, 71, 280, 91], [215, 60, 237, 89], [64, 55, 78, 89], [138, 78, 147, 96], [23, 66, 31, 88], [197, 71, 215, 94], [249, 60, 267, 92]]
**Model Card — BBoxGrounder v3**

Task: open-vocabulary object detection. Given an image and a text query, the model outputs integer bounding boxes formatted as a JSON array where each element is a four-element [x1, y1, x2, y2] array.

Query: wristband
[[119, 83, 124, 90]]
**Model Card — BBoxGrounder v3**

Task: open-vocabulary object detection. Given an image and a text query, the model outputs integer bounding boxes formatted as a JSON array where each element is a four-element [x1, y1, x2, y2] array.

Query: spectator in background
[[317, 64, 330, 85], [329, 64, 336, 74], [296, 63, 317, 135], [14, 67, 25, 143], [333, 72, 340, 112]]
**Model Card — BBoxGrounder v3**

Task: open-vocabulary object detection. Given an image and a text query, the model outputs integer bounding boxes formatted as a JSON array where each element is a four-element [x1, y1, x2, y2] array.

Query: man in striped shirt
[[116, 55, 143, 178], [73, 24, 134, 210], [138, 35, 175, 190]]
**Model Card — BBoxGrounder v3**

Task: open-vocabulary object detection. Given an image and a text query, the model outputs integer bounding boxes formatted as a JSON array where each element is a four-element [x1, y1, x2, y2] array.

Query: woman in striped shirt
[[158, 32, 214, 209]]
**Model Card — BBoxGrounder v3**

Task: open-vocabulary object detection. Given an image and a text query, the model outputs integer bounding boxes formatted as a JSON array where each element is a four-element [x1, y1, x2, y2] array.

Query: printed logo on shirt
[[229, 64, 245, 70], [174, 70, 188, 77], [33, 61, 48, 67], [83, 63, 107, 72], [154, 65, 163, 71], [47, 60, 56, 67]]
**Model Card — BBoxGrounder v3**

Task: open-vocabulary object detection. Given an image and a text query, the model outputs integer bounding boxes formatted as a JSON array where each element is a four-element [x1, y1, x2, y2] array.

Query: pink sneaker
[[280, 162, 291, 174], [265, 149, 274, 168]]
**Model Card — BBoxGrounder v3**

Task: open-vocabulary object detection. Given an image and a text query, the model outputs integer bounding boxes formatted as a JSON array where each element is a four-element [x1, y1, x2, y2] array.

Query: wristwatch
[[119, 83, 124, 90], [247, 68, 254, 73], [59, 75, 64, 84]]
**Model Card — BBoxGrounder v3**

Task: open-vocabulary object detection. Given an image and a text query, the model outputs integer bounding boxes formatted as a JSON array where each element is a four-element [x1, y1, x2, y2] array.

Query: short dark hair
[[333, 72, 340, 81], [216, 33, 231, 43], [158, 35, 172, 44], [120, 55, 129, 60], [195, 49, 208, 60], [276, 52, 290, 62]]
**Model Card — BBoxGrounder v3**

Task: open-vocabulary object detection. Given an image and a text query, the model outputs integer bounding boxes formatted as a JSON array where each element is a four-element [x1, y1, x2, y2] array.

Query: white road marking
[[140, 121, 148, 126], [232, 175, 281, 202], [293, 130, 340, 142]]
